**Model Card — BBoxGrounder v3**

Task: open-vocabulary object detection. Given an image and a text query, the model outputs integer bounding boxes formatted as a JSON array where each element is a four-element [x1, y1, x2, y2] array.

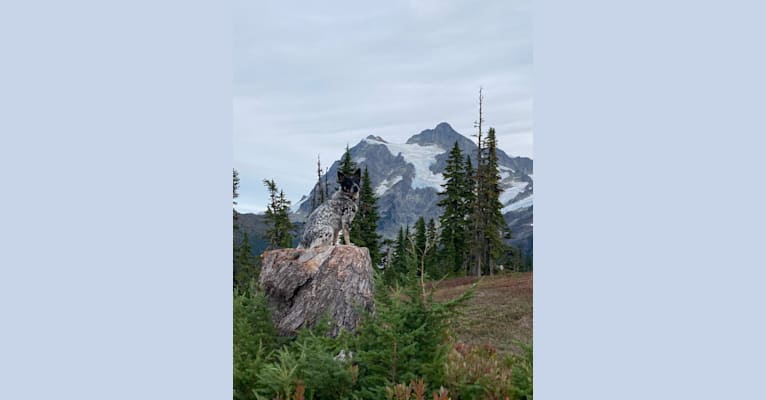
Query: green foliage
[[253, 336, 357, 400], [233, 289, 279, 400], [234, 233, 260, 292], [481, 128, 509, 274], [263, 179, 294, 249], [499, 244, 532, 273], [234, 168, 240, 209], [508, 342, 533, 400], [437, 142, 472, 275], [235, 291, 356, 400], [411, 218, 428, 275], [425, 219, 441, 277], [384, 226, 416, 286], [350, 167, 382, 265], [252, 348, 302, 399], [338, 144, 357, 177], [445, 342, 514, 400], [468, 126, 509, 276], [232, 275, 525, 400], [353, 276, 474, 399]]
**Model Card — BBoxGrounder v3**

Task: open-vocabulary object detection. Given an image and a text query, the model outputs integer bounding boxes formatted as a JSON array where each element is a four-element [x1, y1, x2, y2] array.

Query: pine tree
[[233, 168, 240, 220], [233, 288, 279, 400], [413, 217, 427, 263], [469, 88, 487, 277], [482, 127, 509, 275], [437, 142, 469, 275], [234, 232, 260, 292], [350, 167, 382, 266], [413, 216, 433, 276], [338, 144, 357, 177], [386, 226, 416, 287], [425, 218, 441, 278], [312, 154, 325, 212], [462, 155, 476, 275], [233, 168, 240, 205], [403, 226, 415, 278], [263, 179, 295, 249], [354, 263, 474, 399]]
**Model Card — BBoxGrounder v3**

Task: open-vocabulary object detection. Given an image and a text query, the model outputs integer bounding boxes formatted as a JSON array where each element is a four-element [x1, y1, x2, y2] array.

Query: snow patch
[[379, 142, 445, 190], [375, 175, 403, 196], [502, 194, 533, 213], [499, 181, 529, 206], [291, 195, 308, 214]]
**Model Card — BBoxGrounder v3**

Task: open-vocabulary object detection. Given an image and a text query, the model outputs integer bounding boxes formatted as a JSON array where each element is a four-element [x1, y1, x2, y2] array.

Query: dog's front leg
[[332, 229, 339, 246], [343, 222, 353, 245]]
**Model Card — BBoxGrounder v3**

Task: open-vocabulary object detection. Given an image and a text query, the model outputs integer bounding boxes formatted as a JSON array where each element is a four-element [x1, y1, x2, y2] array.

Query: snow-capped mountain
[[293, 122, 533, 255]]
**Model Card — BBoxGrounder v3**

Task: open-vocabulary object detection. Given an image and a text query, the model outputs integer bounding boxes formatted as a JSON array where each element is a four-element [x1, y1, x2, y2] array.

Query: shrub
[[252, 327, 357, 400], [233, 289, 279, 400], [445, 342, 513, 400], [384, 378, 450, 400], [508, 342, 533, 400], [353, 276, 474, 399]]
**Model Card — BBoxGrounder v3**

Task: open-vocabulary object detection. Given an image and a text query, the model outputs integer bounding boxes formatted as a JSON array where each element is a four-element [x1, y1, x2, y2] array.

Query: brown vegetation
[[434, 272, 532, 355]]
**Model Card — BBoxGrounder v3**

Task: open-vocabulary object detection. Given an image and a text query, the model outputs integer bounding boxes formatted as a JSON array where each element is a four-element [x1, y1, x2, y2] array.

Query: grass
[[433, 272, 532, 356]]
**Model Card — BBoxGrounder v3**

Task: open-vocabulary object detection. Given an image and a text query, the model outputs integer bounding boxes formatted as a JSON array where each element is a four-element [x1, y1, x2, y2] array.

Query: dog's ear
[[337, 170, 345, 181], [353, 168, 361, 180]]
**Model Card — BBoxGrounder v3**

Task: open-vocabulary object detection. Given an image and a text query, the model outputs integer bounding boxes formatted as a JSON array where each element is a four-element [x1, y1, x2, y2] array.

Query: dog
[[298, 168, 361, 248]]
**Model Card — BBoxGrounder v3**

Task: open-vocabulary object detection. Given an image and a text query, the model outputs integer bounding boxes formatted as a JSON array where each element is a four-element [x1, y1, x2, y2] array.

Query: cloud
[[233, 0, 532, 212]]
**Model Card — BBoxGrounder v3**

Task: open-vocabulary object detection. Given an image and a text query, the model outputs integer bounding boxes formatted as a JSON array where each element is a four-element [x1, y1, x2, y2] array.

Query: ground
[[433, 272, 532, 356]]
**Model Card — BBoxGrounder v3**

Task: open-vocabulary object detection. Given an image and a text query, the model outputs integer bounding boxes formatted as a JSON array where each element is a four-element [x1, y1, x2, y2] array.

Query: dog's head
[[337, 168, 361, 200]]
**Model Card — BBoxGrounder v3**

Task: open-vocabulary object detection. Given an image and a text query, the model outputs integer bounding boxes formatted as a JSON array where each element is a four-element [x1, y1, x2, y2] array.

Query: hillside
[[434, 272, 532, 356]]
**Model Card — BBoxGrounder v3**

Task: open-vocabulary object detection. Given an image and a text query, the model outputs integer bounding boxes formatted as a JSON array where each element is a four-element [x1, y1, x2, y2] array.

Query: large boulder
[[259, 245, 375, 337]]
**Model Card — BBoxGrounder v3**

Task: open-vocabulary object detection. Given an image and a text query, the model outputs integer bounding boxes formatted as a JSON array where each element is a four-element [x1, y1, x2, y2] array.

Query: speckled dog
[[298, 169, 361, 248]]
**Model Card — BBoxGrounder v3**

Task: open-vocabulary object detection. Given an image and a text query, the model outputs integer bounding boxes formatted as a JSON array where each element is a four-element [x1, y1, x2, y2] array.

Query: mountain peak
[[365, 134, 388, 143], [434, 121, 456, 131], [406, 122, 474, 151]]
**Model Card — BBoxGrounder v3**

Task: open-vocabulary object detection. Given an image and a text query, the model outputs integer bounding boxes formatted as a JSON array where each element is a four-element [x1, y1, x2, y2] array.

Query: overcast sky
[[234, 0, 532, 213]]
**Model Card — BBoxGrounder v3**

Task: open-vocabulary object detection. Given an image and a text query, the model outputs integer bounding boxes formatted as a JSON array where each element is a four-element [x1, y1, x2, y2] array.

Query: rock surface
[[259, 245, 375, 337]]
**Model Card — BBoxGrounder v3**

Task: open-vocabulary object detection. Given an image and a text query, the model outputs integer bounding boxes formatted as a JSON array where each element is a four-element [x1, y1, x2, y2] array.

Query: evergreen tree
[[312, 154, 325, 212], [233, 168, 240, 205], [482, 127, 509, 275], [413, 216, 427, 263], [426, 218, 438, 247], [233, 168, 240, 220], [469, 88, 487, 276], [462, 155, 476, 275], [413, 216, 433, 276], [467, 125, 509, 276], [463, 155, 476, 213], [233, 289, 279, 400], [263, 179, 295, 249], [403, 226, 415, 278], [425, 218, 441, 278], [354, 269, 474, 399], [437, 142, 469, 275], [350, 167, 382, 266], [338, 144, 357, 176], [386, 226, 416, 286], [234, 232, 259, 291]]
